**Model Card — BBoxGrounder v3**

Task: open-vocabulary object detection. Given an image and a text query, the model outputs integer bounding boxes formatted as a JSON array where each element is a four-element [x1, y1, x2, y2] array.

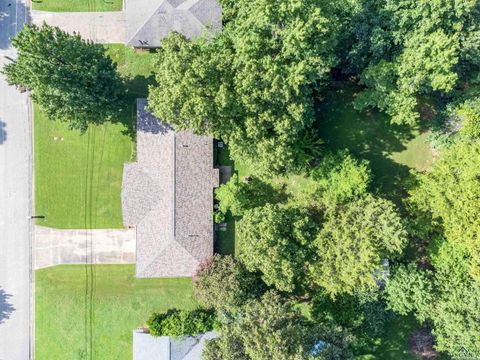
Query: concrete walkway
[[35, 226, 136, 269], [31, 10, 126, 43]]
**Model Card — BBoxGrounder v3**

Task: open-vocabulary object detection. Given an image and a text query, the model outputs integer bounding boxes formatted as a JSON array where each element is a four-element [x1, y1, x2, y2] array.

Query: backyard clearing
[[35, 265, 197, 360], [32, 0, 123, 12]]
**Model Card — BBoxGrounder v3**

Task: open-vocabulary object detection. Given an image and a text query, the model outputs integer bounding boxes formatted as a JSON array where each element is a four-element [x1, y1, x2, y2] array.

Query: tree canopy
[[408, 141, 480, 280], [202, 291, 353, 360], [310, 195, 407, 297], [3, 24, 123, 131], [193, 255, 264, 313], [350, 0, 480, 125], [238, 204, 317, 293], [148, 0, 343, 175]]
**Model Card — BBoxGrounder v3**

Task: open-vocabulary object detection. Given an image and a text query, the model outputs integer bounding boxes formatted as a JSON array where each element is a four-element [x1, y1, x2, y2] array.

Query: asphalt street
[[0, 0, 32, 359]]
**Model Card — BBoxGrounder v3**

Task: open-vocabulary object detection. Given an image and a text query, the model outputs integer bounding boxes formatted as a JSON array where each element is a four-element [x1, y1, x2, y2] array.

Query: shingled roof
[[126, 0, 222, 48], [122, 99, 219, 278]]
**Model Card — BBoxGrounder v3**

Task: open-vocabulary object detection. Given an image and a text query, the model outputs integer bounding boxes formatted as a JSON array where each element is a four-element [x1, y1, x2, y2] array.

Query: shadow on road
[[0, 1, 29, 50], [0, 120, 7, 144], [0, 288, 15, 324]]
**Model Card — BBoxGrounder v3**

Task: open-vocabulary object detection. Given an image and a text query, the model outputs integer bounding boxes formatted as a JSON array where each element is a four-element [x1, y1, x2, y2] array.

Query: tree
[[350, 0, 480, 125], [147, 308, 217, 337], [215, 174, 281, 217], [3, 24, 123, 132], [238, 204, 317, 292], [385, 264, 433, 322], [149, 0, 343, 175], [311, 151, 371, 207], [193, 255, 264, 313], [202, 291, 353, 360], [385, 242, 480, 357], [408, 141, 480, 280], [310, 195, 407, 297]]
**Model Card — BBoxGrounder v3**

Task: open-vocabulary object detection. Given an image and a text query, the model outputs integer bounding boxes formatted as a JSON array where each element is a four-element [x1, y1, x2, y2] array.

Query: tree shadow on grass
[[0, 287, 15, 324], [315, 82, 417, 204], [114, 74, 156, 140]]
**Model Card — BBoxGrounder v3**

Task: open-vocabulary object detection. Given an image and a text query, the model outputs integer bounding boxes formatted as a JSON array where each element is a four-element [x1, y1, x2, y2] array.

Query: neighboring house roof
[[133, 330, 219, 360], [122, 99, 219, 278], [125, 0, 222, 48]]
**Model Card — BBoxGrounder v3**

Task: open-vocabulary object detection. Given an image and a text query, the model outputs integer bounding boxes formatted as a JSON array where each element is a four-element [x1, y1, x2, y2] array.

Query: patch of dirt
[[408, 328, 440, 359]]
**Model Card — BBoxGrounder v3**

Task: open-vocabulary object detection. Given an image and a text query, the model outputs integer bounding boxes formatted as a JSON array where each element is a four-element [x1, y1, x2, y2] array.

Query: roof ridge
[[126, 0, 170, 46]]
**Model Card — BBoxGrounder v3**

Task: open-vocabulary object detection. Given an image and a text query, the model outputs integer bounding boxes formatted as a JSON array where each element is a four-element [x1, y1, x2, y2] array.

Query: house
[[122, 99, 219, 278], [31, 0, 222, 48], [133, 330, 219, 360], [126, 0, 222, 48]]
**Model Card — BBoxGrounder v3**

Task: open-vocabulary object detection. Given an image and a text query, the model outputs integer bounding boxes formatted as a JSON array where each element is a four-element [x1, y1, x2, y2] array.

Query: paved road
[[35, 226, 135, 269], [0, 1, 32, 359]]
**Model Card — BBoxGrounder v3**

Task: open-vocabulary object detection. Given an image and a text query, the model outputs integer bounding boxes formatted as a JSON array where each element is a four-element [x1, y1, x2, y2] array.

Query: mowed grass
[[34, 45, 155, 229], [32, 0, 123, 12], [34, 105, 133, 229], [35, 265, 197, 360]]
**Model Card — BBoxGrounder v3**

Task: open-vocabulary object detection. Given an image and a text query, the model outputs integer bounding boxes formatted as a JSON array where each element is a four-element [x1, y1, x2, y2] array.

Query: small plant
[[147, 308, 217, 337]]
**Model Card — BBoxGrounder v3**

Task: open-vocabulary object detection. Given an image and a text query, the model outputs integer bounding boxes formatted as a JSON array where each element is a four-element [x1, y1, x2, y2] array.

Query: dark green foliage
[[312, 289, 393, 339], [385, 264, 433, 322], [148, 0, 342, 176], [3, 24, 123, 132], [238, 204, 317, 293], [215, 174, 282, 217], [349, 0, 480, 125], [193, 255, 264, 313], [202, 291, 353, 360], [310, 195, 407, 297], [147, 308, 217, 337]]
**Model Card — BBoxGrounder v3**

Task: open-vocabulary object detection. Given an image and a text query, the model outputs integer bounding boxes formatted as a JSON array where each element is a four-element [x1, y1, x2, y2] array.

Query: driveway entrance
[[35, 226, 136, 269], [31, 10, 126, 43]]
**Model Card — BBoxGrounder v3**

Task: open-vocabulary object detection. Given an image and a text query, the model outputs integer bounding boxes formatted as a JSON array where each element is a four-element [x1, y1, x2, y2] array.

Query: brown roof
[[122, 99, 219, 277]]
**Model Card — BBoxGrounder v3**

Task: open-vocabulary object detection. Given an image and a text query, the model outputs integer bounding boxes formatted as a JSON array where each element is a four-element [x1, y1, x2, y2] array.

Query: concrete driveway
[[35, 226, 136, 269], [0, 0, 32, 359], [31, 10, 126, 43]]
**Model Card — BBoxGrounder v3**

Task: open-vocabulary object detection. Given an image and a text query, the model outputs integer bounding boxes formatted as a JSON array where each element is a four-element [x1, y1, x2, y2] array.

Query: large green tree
[[409, 141, 480, 280], [193, 255, 264, 313], [385, 244, 480, 357], [350, 0, 480, 125], [148, 0, 343, 175], [202, 291, 353, 360], [310, 195, 407, 297], [3, 24, 123, 131], [238, 204, 317, 293]]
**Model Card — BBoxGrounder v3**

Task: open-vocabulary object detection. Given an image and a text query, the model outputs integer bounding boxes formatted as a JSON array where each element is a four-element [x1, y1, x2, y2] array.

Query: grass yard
[[34, 105, 133, 229], [35, 265, 197, 360], [316, 82, 434, 203], [35, 45, 155, 229], [352, 316, 420, 360], [104, 44, 156, 98], [32, 0, 123, 12]]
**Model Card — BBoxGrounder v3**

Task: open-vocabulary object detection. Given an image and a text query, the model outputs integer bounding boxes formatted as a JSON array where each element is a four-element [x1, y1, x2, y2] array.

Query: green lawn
[[316, 82, 434, 203], [35, 45, 155, 229], [32, 0, 123, 12], [34, 105, 133, 229], [35, 265, 197, 360], [352, 316, 420, 360]]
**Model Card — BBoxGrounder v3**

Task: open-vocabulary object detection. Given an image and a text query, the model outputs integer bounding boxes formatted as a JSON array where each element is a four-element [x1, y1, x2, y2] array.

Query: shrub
[[147, 308, 217, 337]]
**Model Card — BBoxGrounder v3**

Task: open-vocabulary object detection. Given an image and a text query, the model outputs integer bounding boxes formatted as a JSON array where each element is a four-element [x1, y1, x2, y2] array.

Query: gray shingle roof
[[126, 0, 222, 48], [122, 99, 219, 278]]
